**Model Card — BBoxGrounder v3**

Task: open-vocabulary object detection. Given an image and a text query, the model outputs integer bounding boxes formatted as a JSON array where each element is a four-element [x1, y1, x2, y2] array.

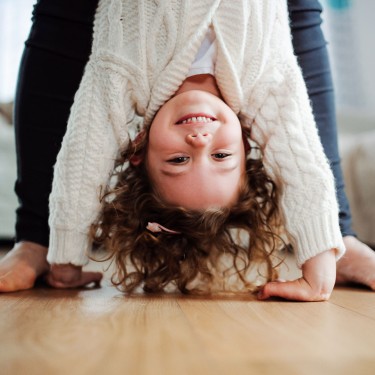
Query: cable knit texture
[[48, 0, 345, 267]]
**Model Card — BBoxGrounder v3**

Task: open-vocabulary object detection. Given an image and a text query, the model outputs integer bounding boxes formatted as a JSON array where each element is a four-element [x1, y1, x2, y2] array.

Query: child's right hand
[[258, 248, 337, 302], [45, 263, 103, 289]]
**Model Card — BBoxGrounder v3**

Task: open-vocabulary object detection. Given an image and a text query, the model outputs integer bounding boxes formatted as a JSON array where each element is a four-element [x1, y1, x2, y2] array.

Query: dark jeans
[[288, 0, 354, 237], [14, 0, 99, 246], [13, 0, 355, 247]]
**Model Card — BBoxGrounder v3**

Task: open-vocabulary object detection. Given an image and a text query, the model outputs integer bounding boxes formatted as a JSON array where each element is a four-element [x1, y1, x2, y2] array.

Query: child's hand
[[45, 264, 103, 289], [258, 249, 336, 301]]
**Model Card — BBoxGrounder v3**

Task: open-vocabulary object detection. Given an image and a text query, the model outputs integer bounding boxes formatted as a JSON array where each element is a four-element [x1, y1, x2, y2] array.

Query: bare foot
[[0, 241, 49, 292], [336, 236, 375, 290]]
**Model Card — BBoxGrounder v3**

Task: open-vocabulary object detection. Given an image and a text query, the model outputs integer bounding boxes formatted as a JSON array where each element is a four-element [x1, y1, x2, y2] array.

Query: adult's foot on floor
[[336, 236, 375, 290], [0, 241, 49, 292]]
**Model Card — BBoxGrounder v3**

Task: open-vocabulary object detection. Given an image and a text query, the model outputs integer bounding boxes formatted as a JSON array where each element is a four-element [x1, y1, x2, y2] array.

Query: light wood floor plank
[[330, 287, 375, 320], [1, 249, 375, 375], [0, 283, 220, 375], [178, 295, 375, 373]]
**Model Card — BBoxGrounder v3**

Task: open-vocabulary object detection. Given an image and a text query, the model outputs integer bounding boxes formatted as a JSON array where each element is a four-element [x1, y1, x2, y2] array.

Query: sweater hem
[[47, 229, 90, 266], [292, 211, 346, 267]]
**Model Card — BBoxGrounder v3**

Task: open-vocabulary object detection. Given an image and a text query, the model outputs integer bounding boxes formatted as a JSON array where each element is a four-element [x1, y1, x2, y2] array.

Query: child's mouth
[[175, 113, 216, 125]]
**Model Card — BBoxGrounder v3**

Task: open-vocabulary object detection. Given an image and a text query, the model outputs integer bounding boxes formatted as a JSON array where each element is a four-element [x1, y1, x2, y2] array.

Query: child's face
[[146, 90, 246, 209]]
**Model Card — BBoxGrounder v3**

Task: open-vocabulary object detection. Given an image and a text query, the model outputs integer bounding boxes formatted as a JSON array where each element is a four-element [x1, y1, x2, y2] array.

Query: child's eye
[[168, 156, 189, 164], [212, 153, 231, 159]]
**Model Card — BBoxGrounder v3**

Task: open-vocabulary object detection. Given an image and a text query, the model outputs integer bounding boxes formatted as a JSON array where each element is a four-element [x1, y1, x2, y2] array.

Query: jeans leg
[[14, 0, 99, 247], [288, 0, 355, 237]]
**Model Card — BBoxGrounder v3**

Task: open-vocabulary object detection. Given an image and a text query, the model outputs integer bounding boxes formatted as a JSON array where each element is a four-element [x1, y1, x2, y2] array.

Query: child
[[44, 0, 344, 300]]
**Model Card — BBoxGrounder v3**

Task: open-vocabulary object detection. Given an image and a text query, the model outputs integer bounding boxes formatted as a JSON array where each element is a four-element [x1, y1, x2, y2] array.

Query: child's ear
[[129, 153, 144, 166], [129, 130, 146, 166], [242, 132, 251, 153]]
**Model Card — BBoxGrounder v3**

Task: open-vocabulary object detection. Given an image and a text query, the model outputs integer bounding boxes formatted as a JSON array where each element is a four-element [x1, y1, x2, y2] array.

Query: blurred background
[[0, 0, 374, 245]]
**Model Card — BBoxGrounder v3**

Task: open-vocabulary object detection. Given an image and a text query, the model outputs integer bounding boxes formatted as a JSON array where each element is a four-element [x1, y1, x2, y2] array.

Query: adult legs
[[0, 0, 99, 292], [288, 0, 354, 236], [14, 0, 99, 246], [288, 0, 375, 289]]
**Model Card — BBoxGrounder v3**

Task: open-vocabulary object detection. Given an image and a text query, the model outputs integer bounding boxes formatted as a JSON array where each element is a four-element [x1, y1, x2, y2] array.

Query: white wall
[[0, 0, 34, 238], [321, 0, 375, 132], [0, 0, 35, 102]]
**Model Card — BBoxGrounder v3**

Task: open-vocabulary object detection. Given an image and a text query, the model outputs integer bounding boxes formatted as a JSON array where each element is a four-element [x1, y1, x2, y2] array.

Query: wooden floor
[[1, 248, 375, 375]]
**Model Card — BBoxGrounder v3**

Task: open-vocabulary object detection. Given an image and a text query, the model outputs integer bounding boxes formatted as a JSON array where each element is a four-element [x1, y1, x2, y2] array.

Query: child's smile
[[146, 90, 246, 209], [175, 113, 216, 124]]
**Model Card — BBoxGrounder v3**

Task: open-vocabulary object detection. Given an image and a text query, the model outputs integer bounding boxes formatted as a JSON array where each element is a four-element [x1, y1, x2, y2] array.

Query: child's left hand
[[258, 249, 336, 301], [45, 264, 103, 289]]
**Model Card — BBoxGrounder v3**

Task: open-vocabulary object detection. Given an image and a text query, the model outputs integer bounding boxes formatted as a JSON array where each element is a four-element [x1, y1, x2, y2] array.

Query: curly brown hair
[[90, 124, 288, 295]]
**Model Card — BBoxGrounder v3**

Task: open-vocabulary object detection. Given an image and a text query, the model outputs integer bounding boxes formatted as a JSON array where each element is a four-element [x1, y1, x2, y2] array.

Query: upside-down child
[[3, 0, 352, 300], [42, 0, 345, 300]]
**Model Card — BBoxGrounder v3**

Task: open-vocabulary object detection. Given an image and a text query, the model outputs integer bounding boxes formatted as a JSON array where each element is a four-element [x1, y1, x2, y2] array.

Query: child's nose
[[185, 132, 212, 147]]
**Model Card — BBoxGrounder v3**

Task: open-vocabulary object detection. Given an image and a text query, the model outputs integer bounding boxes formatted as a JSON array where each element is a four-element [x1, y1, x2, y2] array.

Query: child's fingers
[[77, 271, 103, 288], [258, 278, 330, 302], [0, 276, 14, 292], [45, 271, 103, 289], [258, 279, 308, 301]]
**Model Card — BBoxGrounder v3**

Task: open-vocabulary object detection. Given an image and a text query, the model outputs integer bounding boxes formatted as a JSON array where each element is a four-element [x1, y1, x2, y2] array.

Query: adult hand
[[45, 263, 103, 289], [258, 249, 337, 301]]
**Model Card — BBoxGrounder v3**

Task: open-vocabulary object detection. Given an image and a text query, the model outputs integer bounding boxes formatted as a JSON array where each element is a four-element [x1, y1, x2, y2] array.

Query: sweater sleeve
[[47, 58, 133, 266], [47, 0, 144, 266], [240, 2, 345, 266]]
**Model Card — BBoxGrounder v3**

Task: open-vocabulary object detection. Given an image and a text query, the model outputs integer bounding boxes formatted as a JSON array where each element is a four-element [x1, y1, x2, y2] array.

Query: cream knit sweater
[[48, 0, 346, 267]]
